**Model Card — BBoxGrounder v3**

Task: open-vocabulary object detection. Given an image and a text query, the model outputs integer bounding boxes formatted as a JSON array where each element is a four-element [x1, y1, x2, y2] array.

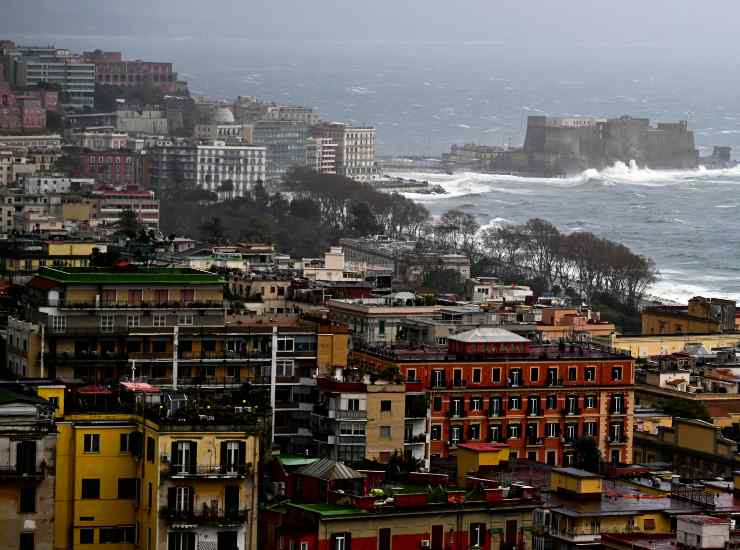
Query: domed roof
[[212, 107, 235, 124]]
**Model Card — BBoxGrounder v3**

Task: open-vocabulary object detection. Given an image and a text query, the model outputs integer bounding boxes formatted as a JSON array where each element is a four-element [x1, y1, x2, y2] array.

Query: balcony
[[526, 408, 542, 417], [562, 408, 581, 417], [607, 436, 628, 445], [488, 408, 504, 418], [163, 463, 250, 479], [58, 300, 224, 310], [331, 409, 367, 420], [160, 507, 249, 527], [404, 434, 426, 445], [546, 378, 564, 387], [526, 437, 545, 447], [0, 464, 44, 481]]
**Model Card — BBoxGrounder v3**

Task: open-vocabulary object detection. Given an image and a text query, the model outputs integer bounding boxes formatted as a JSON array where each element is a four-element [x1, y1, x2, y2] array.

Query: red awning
[[76, 385, 113, 395], [121, 382, 161, 394]]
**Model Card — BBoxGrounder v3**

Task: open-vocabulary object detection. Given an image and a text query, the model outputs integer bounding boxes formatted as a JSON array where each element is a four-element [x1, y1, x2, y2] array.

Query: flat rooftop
[[34, 266, 224, 285]]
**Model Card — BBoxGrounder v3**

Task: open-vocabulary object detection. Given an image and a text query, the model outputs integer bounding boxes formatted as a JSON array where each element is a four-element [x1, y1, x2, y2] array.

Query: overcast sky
[[2, 0, 737, 52]]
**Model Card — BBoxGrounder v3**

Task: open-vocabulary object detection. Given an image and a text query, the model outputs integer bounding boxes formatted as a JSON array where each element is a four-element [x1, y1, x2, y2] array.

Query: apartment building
[[311, 123, 378, 182], [304, 137, 337, 174], [78, 150, 140, 186], [68, 128, 129, 151], [36, 383, 260, 550], [194, 142, 267, 198], [83, 50, 178, 94], [252, 120, 309, 183], [0, 134, 62, 150], [352, 327, 635, 466], [0, 388, 56, 550], [92, 184, 160, 230], [264, 105, 319, 125]]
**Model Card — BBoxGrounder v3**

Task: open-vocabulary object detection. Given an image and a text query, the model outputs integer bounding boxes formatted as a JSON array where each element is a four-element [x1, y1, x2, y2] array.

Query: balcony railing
[[526, 437, 545, 446], [0, 464, 43, 480], [163, 463, 250, 478], [58, 300, 224, 310], [404, 434, 426, 444], [160, 507, 249, 526]]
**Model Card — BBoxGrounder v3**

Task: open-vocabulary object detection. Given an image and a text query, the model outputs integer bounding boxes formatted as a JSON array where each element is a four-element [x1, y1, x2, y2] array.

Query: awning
[[121, 382, 161, 393]]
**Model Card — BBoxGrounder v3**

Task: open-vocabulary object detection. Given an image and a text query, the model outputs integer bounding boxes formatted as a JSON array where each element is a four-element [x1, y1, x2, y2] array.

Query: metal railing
[[164, 463, 249, 477], [160, 507, 249, 525]]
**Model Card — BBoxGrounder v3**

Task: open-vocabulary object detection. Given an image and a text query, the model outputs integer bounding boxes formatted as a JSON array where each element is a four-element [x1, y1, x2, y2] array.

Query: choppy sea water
[[390, 163, 740, 303]]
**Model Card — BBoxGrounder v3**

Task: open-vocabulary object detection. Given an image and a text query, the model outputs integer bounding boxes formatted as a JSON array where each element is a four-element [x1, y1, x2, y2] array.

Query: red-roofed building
[[92, 184, 160, 230]]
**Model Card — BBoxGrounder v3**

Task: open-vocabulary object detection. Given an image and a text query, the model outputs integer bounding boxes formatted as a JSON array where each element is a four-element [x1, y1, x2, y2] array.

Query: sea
[[8, 35, 740, 302]]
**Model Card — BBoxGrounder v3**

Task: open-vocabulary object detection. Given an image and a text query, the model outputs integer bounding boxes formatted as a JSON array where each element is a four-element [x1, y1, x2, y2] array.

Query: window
[[611, 423, 623, 442], [154, 289, 168, 304], [81, 479, 100, 499], [470, 397, 482, 412], [19, 533, 34, 550], [378, 320, 386, 336], [489, 425, 502, 442], [431, 425, 442, 440], [612, 366, 623, 381], [146, 437, 155, 462], [380, 400, 392, 412], [19, 486, 35, 513], [585, 367, 595, 381], [432, 370, 445, 388], [530, 367, 539, 382], [612, 395, 624, 414], [644, 519, 656, 531], [276, 359, 294, 377], [177, 313, 193, 326], [331, 533, 351, 550], [509, 369, 522, 386], [80, 529, 94, 544], [470, 523, 485, 547], [489, 397, 502, 416], [84, 434, 100, 453], [585, 395, 596, 409], [491, 368, 501, 383], [547, 368, 558, 385], [147, 482, 152, 510], [508, 424, 520, 439], [277, 337, 294, 352], [127, 313, 140, 328], [128, 289, 143, 305], [508, 396, 521, 410], [546, 423, 559, 438], [547, 394, 557, 409], [175, 486, 191, 512], [564, 452, 575, 466], [450, 398, 463, 417], [347, 399, 360, 412], [568, 367, 577, 381], [472, 368, 482, 384], [379, 426, 391, 439], [100, 527, 136, 544], [585, 422, 598, 437], [99, 313, 115, 333], [152, 340, 167, 353], [180, 289, 195, 304], [379, 528, 391, 550], [468, 424, 480, 440], [433, 396, 442, 411], [120, 433, 131, 453], [48, 396, 59, 411], [565, 424, 577, 442], [153, 312, 167, 327], [118, 478, 138, 499], [301, 543, 308, 550], [450, 426, 462, 445], [51, 315, 66, 333], [406, 368, 416, 382]]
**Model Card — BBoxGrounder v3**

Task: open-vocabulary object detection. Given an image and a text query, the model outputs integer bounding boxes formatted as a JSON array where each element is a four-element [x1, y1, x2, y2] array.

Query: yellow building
[[365, 382, 406, 463], [596, 333, 740, 358], [534, 467, 693, 550], [455, 442, 511, 486], [41, 384, 261, 550], [0, 240, 107, 283]]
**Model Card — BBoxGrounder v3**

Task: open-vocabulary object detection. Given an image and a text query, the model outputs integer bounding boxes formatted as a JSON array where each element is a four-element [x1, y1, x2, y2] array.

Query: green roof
[[36, 267, 224, 285], [286, 502, 368, 518], [278, 455, 320, 468]]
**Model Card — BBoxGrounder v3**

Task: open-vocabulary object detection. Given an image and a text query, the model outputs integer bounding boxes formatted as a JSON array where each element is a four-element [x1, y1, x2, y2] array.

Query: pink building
[[93, 184, 160, 229], [84, 50, 178, 93], [77, 150, 137, 186], [0, 80, 47, 130]]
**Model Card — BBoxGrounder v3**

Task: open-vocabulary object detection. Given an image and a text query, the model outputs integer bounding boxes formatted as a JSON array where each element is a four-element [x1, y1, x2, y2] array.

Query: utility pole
[[270, 324, 277, 446], [172, 325, 178, 390]]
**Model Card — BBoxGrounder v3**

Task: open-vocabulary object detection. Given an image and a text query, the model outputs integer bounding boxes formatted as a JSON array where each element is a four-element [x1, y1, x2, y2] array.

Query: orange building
[[352, 327, 635, 467]]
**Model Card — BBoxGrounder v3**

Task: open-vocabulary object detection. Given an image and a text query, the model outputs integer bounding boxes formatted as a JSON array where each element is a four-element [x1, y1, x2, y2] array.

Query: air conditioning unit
[[420, 541, 431, 548]]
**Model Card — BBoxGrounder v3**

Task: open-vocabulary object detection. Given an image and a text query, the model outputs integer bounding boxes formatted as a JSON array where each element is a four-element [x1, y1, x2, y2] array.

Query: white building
[[676, 516, 729, 550], [305, 137, 337, 174], [465, 277, 533, 304], [301, 247, 363, 282], [645, 370, 691, 392], [21, 175, 95, 195], [116, 108, 169, 135], [265, 105, 320, 125], [0, 134, 62, 150], [69, 128, 129, 151], [195, 141, 266, 198], [312, 123, 379, 182]]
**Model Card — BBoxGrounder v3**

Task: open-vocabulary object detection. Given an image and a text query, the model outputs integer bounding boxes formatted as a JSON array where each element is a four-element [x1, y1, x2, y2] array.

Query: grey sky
[[2, 0, 737, 52]]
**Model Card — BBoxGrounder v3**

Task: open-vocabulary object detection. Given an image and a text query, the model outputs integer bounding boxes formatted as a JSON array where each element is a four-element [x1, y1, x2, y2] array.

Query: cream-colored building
[[595, 333, 740, 358]]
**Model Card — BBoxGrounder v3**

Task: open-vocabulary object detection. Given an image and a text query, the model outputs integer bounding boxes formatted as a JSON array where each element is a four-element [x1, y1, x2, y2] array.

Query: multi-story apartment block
[[312, 123, 379, 182], [0, 134, 62, 150], [147, 138, 196, 195], [92, 185, 160, 230], [0, 239, 106, 286], [264, 105, 320, 125], [35, 383, 261, 550], [195, 142, 267, 198], [8, 47, 95, 109], [0, 388, 56, 550], [84, 50, 178, 93], [77, 150, 140, 186], [304, 137, 337, 174], [20, 175, 95, 195], [352, 327, 635, 466], [0, 78, 47, 131], [252, 121, 309, 183], [68, 128, 129, 151]]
